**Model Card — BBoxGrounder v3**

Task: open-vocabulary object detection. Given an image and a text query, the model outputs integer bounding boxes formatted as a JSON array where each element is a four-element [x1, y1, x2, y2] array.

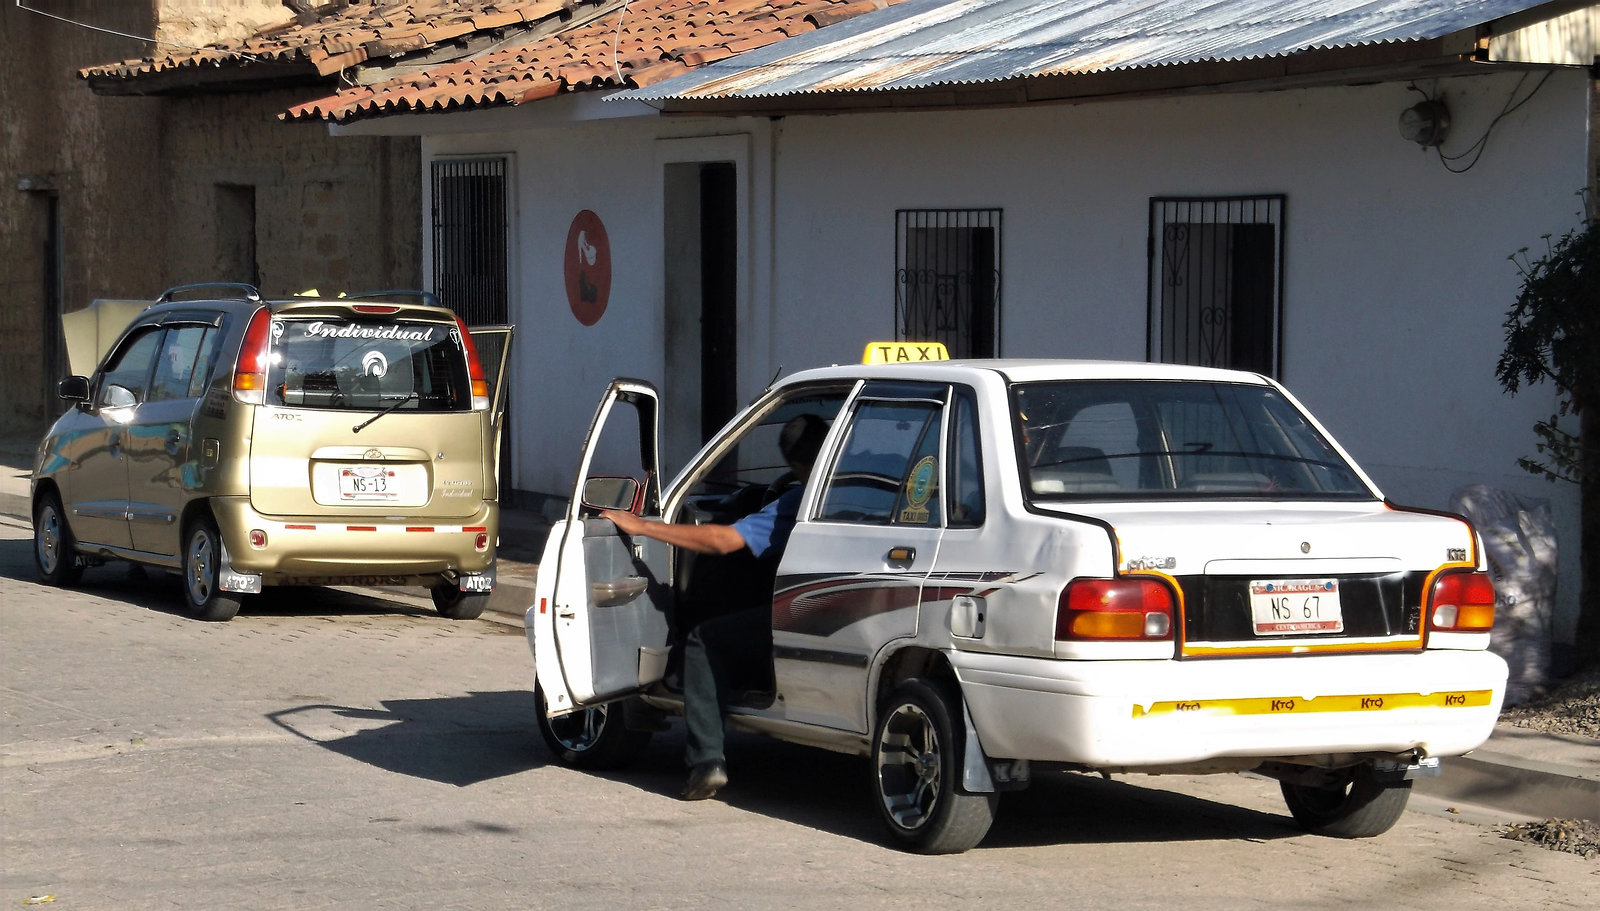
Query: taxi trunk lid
[[1067, 500, 1477, 654]]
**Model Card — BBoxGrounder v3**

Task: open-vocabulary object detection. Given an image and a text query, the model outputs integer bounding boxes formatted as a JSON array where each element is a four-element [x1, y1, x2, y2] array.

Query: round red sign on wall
[[564, 209, 611, 326]]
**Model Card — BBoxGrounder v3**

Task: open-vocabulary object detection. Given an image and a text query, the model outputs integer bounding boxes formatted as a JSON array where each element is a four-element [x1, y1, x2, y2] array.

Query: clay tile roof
[[80, 1, 586, 81], [281, 0, 904, 122], [79, 0, 901, 120]]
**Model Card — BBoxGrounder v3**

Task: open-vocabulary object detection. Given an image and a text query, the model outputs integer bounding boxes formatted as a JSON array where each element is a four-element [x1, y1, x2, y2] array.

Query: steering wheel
[[763, 470, 800, 505]]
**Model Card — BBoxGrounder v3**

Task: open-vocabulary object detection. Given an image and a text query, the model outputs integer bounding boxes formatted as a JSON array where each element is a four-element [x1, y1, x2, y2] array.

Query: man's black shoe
[[681, 760, 728, 800]]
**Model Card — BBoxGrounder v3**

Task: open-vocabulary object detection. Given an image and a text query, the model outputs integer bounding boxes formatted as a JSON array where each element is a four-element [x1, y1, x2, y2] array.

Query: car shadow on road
[[0, 537, 436, 619], [266, 691, 547, 786], [578, 728, 1301, 850]]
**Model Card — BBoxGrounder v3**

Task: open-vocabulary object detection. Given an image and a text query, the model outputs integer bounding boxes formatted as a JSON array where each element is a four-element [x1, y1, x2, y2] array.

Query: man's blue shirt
[[731, 486, 803, 559]]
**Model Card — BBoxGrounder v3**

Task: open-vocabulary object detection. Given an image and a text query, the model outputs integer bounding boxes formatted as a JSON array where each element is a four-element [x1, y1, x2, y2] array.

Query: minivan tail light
[[1428, 570, 1496, 633], [455, 316, 489, 410], [1056, 577, 1175, 641], [233, 308, 273, 404]]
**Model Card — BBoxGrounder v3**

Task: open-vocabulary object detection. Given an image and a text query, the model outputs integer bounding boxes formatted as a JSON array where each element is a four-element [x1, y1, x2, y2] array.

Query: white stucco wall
[[411, 67, 1590, 639]]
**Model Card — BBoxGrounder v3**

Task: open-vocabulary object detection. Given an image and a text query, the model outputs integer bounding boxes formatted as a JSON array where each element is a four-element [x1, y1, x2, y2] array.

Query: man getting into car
[[600, 413, 828, 800]]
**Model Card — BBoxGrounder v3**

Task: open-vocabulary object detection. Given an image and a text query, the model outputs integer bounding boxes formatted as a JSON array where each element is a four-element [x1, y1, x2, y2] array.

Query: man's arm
[[598, 509, 748, 555]]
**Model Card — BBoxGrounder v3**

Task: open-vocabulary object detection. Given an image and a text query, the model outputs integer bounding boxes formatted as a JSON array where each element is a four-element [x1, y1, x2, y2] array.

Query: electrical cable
[[1431, 71, 1553, 174]]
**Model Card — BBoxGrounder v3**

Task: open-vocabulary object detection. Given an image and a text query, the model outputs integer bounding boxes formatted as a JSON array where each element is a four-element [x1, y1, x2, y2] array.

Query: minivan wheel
[[534, 684, 652, 770], [872, 678, 998, 854], [1280, 762, 1412, 838], [430, 583, 489, 620], [34, 491, 83, 587], [182, 516, 243, 622]]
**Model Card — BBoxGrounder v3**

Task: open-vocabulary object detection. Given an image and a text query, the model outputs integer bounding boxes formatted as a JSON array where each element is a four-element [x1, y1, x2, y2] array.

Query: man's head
[[778, 413, 828, 475]]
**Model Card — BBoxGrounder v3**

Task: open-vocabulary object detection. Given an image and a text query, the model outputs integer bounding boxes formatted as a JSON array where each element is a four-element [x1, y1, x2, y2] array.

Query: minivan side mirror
[[581, 476, 641, 513], [57, 376, 89, 401]]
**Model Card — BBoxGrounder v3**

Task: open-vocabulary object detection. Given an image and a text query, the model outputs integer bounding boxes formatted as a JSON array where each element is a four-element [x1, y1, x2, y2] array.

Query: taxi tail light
[[474, 533, 489, 552], [1428, 570, 1496, 633], [455, 316, 490, 410], [1056, 578, 1175, 641], [232, 307, 273, 404]]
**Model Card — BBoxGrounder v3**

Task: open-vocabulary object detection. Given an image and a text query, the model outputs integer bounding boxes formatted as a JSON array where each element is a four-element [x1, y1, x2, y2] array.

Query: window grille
[[430, 158, 508, 326], [896, 209, 1001, 358], [1148, 196, 1283, 376]]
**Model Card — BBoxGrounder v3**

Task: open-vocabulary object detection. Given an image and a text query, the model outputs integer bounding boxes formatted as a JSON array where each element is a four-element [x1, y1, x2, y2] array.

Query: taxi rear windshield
[[1014, 380, 1371, 501], [265, 318, 471, 411]]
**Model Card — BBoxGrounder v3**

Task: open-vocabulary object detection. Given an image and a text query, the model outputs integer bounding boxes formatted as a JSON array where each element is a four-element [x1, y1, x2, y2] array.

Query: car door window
[[97, 328, 162, 407], [148, 326, 218, 402], [819, 399, 944, 526], [947, 388, 985, 527]]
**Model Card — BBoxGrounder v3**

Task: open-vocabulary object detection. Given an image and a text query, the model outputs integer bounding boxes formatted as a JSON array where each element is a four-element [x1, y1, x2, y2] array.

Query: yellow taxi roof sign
[[862, 341, 950, 364]]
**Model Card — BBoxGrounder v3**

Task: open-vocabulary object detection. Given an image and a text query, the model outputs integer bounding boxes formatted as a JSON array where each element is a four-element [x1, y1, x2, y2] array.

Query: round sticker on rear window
[[362, 350, 388, 377], [899, 455, 937, 525]]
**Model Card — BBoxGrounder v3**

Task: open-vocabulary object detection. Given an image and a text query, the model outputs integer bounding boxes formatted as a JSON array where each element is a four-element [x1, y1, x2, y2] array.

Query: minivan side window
[[98, 328, 162, 407], [819, 399, 944, 526], [148, 326, 220, 403]]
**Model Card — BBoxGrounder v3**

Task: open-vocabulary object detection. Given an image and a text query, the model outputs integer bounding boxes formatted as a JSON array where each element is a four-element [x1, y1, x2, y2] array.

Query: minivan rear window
[[265, 318, 471, 411]]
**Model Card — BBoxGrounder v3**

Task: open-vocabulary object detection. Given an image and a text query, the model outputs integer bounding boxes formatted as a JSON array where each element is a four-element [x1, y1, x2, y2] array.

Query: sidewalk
[[1, 430, 1593, 825]]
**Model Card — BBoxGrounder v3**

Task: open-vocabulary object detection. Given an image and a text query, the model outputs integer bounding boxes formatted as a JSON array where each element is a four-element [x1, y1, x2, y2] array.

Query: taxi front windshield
[[1014, 380, 1371, 501], [265, 318, 471, 411]]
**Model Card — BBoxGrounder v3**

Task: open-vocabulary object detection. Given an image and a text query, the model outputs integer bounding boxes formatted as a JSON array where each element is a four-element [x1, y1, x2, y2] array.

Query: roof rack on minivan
[[158, 283, 262, 304], [344, 290, 441, 308]]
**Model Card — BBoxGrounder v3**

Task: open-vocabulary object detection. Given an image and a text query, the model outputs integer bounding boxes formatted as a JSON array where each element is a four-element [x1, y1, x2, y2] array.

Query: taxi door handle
[[886, 546, 916, 568]]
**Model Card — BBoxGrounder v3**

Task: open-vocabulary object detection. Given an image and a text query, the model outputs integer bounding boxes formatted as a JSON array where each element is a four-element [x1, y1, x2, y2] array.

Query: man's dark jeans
[[682, 606, 772, 767]]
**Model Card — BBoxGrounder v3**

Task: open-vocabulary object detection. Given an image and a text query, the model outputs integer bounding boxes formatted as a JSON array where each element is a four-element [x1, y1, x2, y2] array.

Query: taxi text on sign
[[862, 341, 950, 364]]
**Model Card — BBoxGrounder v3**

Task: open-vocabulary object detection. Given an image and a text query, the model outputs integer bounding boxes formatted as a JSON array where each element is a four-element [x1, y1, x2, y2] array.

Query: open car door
[[531, 379, 674, 717], [467, 325, 515, 489]]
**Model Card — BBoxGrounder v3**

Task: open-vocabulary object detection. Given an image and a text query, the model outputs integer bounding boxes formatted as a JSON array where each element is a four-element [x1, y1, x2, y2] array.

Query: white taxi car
[[526, 345, 1506, 853]]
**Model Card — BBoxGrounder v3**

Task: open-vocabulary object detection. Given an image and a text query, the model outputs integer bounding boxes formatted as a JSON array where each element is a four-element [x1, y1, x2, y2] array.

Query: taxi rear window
[[265, 317, 471, 412], [1014, 380, 1371, 500]]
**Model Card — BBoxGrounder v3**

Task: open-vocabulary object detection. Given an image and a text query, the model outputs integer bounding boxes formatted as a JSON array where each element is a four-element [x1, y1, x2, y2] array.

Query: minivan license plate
[[1249, 578, 1343, 635], [338, 465, 399, 501]]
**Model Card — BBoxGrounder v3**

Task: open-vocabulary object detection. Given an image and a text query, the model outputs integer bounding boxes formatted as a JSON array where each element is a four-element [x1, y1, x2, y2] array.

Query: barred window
[[1148, 196, 1283, 376], [896, 209, 1001, 358]]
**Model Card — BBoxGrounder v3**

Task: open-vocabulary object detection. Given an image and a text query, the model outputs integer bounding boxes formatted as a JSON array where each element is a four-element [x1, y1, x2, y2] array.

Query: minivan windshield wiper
[[352, 391, 417, 433]]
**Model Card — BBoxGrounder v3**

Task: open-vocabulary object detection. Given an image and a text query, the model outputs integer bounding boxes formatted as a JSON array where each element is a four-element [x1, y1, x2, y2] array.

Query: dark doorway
[[699, 162, 738, 444]]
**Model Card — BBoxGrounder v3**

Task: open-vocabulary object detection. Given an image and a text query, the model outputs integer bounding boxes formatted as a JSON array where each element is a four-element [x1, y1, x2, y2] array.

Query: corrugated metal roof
[[617, 0, 1564, 99]]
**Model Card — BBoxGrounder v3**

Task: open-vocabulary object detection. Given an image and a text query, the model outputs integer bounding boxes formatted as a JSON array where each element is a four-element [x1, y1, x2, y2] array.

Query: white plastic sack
[[1447, 485, 1559, 706]]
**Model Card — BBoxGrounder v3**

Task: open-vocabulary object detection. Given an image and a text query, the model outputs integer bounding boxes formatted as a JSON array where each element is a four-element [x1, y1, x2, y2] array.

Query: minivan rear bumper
[[210, 495, 497, 583]]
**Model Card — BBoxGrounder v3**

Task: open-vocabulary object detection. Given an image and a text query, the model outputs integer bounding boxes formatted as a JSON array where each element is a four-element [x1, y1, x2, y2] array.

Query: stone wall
[[0, 1, 420, 441]]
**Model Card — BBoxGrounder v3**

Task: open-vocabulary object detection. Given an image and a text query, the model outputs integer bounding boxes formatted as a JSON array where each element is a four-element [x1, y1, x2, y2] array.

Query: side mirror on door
[[57, 376, 90, 401]]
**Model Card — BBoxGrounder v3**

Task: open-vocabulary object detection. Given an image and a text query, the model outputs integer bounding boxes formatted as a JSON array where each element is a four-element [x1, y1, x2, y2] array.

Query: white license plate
[[1249, 578, 1343, 635], [338, 465, 400, 501]]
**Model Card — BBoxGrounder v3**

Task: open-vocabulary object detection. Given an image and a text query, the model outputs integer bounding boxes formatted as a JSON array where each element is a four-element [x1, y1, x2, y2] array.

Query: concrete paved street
[[3, 514, 1595, 910]]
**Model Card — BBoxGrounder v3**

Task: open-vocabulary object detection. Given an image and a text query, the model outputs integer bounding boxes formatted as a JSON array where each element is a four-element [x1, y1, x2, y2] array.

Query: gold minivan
[[32, 284, 513, 621]]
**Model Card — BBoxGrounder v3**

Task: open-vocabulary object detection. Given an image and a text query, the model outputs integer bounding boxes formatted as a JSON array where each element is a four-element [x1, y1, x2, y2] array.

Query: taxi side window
[[819, 399, 943, 526], [948, 388, 985, 527], [148, 326, 219, 403], [97, 328, 162, 408]]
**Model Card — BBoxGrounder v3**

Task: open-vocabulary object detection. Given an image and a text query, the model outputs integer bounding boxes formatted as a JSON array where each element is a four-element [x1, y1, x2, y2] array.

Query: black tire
[[534, 684, 652, 770], [181, 515, 243, 622], [430, 582, 489, 620], [871, 678, 998, 854], [1280, 763, 1412, 838], [33, 491, 82, 587]]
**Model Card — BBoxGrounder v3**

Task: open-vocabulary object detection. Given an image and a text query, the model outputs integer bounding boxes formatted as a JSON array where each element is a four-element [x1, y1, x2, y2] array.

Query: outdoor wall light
[[1399, 99, 1451, 147], [16, 175, 56, 193]]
